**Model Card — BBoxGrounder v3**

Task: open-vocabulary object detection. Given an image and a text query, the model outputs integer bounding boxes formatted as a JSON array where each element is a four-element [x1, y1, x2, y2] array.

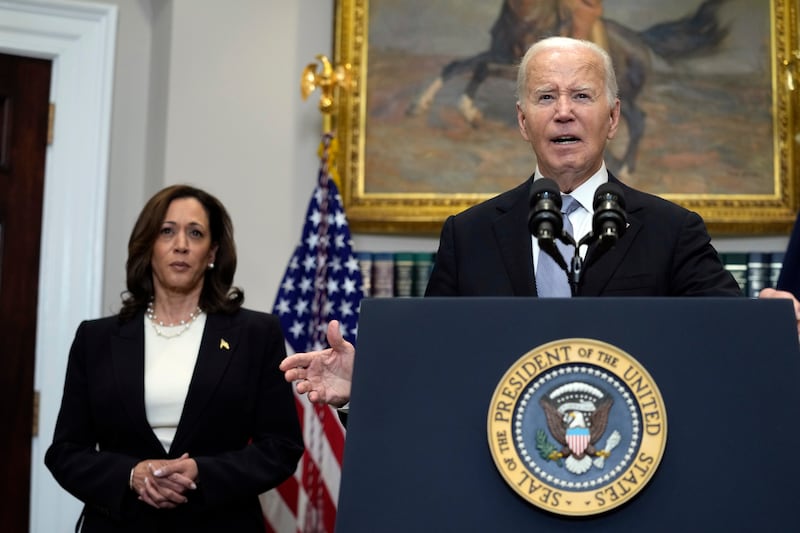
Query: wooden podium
[[335, 297, 800, 532]]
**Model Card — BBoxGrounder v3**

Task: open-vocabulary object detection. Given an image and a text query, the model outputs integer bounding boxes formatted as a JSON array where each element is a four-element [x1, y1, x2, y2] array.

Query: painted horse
[[406, 0, 730, 175]]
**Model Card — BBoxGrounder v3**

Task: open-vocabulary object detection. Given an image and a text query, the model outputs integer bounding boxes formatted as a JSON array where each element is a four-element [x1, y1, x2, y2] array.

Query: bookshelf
[[720, 252, 785, 298], [356, 250, 788, 299], [357, 251, 435, 298]]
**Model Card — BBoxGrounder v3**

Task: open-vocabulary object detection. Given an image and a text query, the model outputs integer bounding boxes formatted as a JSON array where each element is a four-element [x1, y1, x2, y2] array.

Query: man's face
[[516, 45, 620, 188]]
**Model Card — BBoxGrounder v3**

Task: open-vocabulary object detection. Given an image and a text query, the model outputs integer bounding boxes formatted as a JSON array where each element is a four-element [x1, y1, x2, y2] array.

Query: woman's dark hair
[[119, 184, 244, 320]]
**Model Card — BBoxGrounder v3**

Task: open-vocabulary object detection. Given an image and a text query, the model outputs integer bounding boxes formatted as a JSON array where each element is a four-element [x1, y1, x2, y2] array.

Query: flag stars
[[334, 210, 347, 228], [294, 299, 309, 316], [272, 170, 363, 358], [345, 256, 360, 274], [342, 277, 357, 295], [339, 300, 354, 317], [299, 277, 313, 293], [309, 208, 321, 227], [275, 299, 291, 315], [327, 279, 340, 295], [281, 277, 295, 293], [289, 320, 304, 339], [319, 234, 331, 250]]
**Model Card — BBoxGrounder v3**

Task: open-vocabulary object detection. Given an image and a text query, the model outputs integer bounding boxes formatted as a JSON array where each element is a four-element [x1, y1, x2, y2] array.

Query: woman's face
[[150, 197, 217, 299]]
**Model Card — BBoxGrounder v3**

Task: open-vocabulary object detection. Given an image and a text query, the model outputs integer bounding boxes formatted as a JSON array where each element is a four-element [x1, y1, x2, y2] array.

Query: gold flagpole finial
[[301, 54, 352, 134]]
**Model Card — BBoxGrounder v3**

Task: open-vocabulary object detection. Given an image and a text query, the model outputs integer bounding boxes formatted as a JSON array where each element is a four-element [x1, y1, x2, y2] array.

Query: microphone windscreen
[[592, 181, 627, 243], [530, 178, 562, 209], [593, 182, 626, 210], [528, 178, 563, 238]]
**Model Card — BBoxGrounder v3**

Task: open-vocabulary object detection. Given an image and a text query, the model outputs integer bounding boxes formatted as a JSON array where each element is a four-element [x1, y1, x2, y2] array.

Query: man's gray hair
[[516, 36, 619, 107]]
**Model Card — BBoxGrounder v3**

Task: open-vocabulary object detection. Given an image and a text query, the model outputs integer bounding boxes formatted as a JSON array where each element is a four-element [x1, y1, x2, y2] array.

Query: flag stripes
[[263, 387, 346, 532]]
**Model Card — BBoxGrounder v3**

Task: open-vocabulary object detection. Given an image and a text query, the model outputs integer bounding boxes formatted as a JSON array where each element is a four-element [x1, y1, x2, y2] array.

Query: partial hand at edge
[[758, 287, 800, 335], [279, 319, 355, 408]]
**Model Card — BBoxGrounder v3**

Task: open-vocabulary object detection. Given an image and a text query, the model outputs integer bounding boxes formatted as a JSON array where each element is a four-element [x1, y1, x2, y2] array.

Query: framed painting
[[333, 0, 800, 235]]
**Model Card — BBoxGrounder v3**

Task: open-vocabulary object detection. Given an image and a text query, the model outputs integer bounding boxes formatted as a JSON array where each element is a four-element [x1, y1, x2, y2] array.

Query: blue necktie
[[536, 195, 579, 297]]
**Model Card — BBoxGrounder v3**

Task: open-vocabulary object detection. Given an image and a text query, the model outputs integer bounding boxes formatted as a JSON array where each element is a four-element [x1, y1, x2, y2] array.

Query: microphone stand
[[542, 231, 601, 297]]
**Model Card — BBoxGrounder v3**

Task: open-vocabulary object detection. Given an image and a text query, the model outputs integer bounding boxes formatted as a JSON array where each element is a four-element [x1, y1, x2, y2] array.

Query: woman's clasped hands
[[130, 453, 199, 509]]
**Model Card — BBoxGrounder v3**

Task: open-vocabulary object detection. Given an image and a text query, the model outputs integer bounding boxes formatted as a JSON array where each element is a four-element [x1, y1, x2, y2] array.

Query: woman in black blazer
[[45, 185, 303, 532]]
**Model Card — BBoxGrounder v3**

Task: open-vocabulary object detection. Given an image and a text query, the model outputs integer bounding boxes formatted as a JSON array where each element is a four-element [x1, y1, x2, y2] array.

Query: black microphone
[[592, 182, 627, 246], [528, 178, 563, 240]]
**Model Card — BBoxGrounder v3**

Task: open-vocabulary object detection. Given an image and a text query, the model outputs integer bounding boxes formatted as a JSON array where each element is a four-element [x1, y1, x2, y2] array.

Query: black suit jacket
[[426, 174, 741, 297], [45, 308, 303, 532]]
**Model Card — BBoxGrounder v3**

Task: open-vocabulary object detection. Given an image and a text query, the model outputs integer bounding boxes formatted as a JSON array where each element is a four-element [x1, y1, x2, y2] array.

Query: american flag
[[262, 132, 363, 533]]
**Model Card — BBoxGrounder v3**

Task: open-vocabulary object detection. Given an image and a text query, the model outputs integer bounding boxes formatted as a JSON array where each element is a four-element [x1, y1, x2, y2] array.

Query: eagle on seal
[[540, 386, 614, 475]]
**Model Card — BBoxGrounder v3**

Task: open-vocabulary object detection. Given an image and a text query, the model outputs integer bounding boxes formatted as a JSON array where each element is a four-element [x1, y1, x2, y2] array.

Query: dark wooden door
[[0, 52, 52, 533]]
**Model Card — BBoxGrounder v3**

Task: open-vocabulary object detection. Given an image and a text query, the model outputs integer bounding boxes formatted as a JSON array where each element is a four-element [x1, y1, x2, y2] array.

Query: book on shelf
[[746, 253, 770, 298], [720, 252, 748, 295], [356, 251, 373, 298], [770, 252, 785, 289], [371, 252, 395, 298], [412, 252, 435, 297], [720, 251, 784, 298], [394, 253, 414, 297], [354, 251, 436, 297]]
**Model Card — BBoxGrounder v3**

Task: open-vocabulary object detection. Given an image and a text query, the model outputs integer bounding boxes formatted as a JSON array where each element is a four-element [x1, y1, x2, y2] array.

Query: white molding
[[0, 1, 116, 531]]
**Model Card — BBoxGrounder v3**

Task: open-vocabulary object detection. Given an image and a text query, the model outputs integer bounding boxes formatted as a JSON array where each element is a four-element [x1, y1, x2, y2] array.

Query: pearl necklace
[[146, 301, 203, 339]]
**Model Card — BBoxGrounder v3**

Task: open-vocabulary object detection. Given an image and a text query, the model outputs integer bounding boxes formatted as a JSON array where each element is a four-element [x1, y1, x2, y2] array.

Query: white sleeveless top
[[143, 313, 207, 452]]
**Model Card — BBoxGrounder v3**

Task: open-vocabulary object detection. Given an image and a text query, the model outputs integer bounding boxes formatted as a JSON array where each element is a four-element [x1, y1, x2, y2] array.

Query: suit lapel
[[171, 312, 238, 452], [111, 312, 164, 453], [493, 178, 537, 296]]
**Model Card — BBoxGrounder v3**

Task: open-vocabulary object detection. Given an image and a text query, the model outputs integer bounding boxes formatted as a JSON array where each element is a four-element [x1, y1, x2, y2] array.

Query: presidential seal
[[487, 338, 667, 516]]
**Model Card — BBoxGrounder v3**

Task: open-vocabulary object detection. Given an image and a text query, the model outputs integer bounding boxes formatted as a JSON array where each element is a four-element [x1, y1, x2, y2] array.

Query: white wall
[[98, 0, 326, 314], [100, 0, 153, 312]]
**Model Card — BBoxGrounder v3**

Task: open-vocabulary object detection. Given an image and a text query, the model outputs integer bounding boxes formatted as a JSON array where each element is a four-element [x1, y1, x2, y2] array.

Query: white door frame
[[0, 1, 116, 531]]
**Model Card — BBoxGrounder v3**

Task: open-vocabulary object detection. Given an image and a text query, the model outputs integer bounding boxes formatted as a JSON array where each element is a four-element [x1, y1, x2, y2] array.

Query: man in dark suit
[[281, 36, 792, 406], [426, 35, 738, 298], [427, 177, 739, 297]]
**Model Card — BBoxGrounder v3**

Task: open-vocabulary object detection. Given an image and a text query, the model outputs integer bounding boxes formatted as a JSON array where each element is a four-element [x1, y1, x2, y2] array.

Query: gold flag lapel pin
[[220, 338, 230, 350]]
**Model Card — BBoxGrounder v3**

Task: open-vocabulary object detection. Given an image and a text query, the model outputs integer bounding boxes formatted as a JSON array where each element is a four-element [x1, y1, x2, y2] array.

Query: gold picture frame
[[333, 0, 800, 235]]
